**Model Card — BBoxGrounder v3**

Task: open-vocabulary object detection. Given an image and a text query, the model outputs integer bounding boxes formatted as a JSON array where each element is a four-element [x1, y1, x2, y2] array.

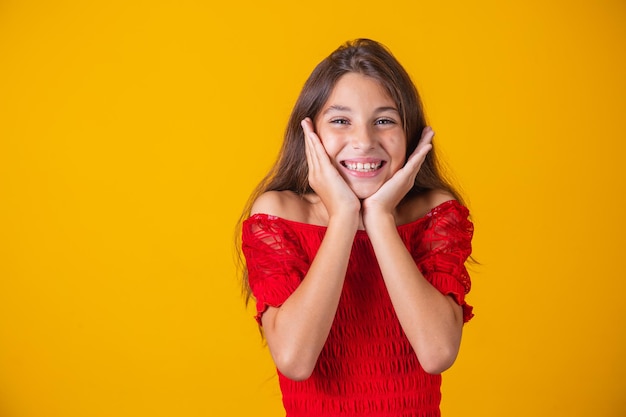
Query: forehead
[[324, 73, 396, 108]]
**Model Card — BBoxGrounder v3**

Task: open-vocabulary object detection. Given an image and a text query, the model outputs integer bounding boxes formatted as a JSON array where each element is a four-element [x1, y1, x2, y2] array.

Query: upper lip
[[341, 158, 384, 164]]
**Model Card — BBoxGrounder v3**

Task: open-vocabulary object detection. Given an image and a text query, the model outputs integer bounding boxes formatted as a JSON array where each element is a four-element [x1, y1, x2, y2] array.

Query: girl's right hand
[[301, 118, 361, 219]]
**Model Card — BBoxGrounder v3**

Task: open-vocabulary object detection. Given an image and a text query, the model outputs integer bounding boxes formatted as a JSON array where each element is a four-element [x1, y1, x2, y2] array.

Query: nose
[[350, 125, 376, 150]]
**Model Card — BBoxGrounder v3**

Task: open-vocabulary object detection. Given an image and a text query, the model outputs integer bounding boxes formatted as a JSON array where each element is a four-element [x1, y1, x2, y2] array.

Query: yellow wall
[[1, 1, 625, 416]]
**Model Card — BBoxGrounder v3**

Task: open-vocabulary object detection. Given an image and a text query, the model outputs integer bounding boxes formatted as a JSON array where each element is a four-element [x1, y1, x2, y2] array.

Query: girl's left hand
[[362, 127, 434, 224]]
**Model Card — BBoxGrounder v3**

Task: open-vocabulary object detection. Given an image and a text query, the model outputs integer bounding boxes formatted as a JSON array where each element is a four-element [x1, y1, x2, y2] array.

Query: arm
[[364, 208, 463, 375], [253, 202, 357, 381], [255, 119, 360, 381], [362, 128, 463, 374]]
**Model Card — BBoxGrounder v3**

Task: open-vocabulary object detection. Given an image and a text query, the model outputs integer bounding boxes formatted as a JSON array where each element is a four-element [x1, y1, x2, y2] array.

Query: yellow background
[[1, 1, 625, 416]]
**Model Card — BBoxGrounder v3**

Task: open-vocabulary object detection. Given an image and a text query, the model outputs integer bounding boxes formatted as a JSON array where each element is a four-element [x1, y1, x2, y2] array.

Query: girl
[[239, 39, 474, 417]]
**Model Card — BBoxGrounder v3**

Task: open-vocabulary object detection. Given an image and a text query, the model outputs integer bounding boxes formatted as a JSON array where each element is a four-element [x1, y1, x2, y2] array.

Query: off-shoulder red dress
[[241, 200, 474, 417]]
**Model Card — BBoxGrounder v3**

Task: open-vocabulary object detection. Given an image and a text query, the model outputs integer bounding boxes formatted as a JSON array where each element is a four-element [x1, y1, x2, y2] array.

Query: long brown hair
[[236, 39, 465, 301]]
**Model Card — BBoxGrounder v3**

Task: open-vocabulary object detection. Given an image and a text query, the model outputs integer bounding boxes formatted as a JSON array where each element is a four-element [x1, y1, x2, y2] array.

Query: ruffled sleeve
[[410, 201, 475, 323], [241, 214, 311, 325]]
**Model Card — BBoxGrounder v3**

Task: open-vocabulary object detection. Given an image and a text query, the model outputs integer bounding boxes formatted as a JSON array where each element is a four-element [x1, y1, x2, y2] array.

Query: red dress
[[242, 200, 474, 417]]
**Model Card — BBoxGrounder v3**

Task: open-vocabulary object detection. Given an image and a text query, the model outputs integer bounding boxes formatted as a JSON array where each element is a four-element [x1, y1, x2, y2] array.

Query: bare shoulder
[[398, 189, 457, 224], [250, 190, 316, 224], [423, 189, 457, 210]]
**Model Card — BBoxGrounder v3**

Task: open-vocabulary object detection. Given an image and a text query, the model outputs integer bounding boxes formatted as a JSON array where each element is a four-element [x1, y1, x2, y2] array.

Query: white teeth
[[345, 162, 382, 172]]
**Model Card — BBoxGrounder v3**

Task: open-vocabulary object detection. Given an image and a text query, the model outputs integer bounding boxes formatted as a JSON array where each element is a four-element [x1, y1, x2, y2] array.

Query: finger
[[302, 118, 324, 153], [301, 119, 313, 161], [406, 127, 434, 165], [301, 119, 319, 174], [301, 117, 314, 138], [301, 118, 329, 167], [395, 132, 432, 183], [416, 126, 434, 153]]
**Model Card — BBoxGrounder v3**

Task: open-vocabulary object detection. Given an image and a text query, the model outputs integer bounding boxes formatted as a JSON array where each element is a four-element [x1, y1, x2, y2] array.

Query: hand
[[362, 127, 434, 224], [301, 118, 361, 218]]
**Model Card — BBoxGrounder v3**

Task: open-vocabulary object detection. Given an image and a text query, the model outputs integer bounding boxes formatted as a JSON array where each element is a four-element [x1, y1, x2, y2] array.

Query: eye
[[375, 118, 396, 125], [330, 118, 350, 125]]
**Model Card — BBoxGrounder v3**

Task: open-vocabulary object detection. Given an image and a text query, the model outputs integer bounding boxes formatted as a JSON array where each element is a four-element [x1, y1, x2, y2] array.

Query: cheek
[[389, 158, 405, 175], [387, 136, 407, 169], [317, 130, 342, 158]]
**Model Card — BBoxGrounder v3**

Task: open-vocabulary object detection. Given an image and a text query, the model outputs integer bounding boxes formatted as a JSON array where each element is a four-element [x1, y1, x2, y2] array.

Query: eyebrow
[[322, 105, 400, 115], [322, 105, 351, 115]]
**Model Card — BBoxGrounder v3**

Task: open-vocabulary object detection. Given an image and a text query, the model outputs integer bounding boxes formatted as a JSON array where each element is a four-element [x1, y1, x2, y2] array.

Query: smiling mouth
[[341, 161, 384, 173]]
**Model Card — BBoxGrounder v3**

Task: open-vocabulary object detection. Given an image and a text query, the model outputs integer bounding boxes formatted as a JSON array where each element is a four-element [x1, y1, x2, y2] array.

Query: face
[[314, 72, 407, 199]]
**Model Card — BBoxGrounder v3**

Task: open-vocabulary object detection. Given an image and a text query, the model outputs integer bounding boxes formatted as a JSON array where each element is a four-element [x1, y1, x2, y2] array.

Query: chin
[[351, 184, 382, 200]]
